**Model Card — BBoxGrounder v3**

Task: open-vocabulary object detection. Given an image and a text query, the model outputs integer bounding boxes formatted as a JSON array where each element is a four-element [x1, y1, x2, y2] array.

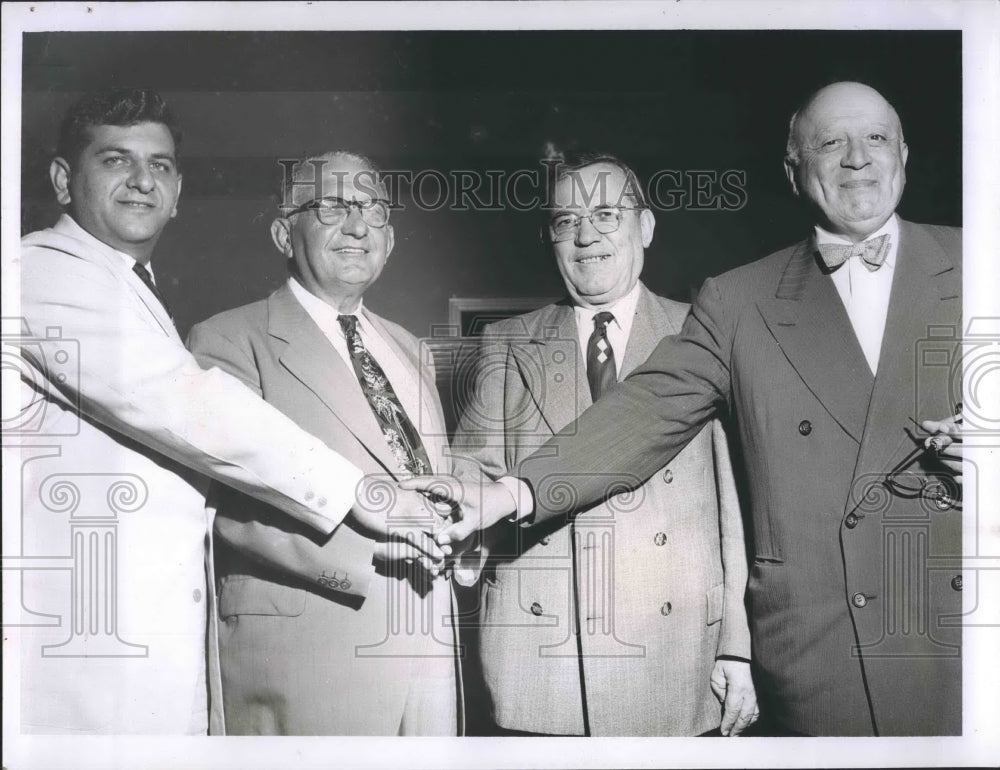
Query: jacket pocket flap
[[218, 576, 307, 618]]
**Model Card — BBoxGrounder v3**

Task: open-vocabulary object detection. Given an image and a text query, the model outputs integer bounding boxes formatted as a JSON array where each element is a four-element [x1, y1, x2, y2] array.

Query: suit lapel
[[510, 301, 590, 434], [267, 286, 400, 476], [854, 220, 962, 477], [619, 283, 679, 377], [756, 239, 874, 443], [49, 218, 178, 338]]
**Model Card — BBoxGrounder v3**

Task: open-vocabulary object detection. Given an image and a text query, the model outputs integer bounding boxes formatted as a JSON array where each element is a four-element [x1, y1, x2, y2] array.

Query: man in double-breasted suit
[[188, 151, 462, 735], [451, 153, 756, 736], [412, 83, 963, 736]]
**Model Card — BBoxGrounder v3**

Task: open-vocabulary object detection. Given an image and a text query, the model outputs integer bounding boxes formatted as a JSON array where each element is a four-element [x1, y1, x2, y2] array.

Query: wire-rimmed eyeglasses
[[281, 196, 391, 228], [883, 428, 961, 510], [546, 205, 645, 243]]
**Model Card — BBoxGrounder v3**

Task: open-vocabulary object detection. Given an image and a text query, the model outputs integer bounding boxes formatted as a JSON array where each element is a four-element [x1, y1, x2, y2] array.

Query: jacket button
[[530, 602, 543, 616], [653, 532, 667, 546], [317, 497, 327, 507], [662, 469, 673, 484], [660, 602, 672, 616], [304, 490, 314, 500], [192, 589, 203, 603], [844, 513, 859, 529], [798, 420, 812, 436], [852, 592, 868, 608], [951, 575, 962, 591], [540, 536, 550, 545]]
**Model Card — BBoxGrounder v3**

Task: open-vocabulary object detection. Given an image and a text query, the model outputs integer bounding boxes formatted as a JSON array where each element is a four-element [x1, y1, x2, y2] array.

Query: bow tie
[[816, 234, 890, 272]]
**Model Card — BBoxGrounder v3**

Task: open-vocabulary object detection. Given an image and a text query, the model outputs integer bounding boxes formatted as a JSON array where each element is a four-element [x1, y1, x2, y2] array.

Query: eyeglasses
[[883, 428, 961, 510], [546, 205, 644, 243], [281, 196, 391, 228]]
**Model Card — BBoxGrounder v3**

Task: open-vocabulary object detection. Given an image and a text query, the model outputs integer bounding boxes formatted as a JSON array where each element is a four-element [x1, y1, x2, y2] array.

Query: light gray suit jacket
[[452, 283, 750, 736], [189, 283, 461, 735]]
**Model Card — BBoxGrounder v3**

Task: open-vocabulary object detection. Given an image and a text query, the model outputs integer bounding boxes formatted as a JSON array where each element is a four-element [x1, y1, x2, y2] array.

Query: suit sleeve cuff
[[497, 475, 534, 523]]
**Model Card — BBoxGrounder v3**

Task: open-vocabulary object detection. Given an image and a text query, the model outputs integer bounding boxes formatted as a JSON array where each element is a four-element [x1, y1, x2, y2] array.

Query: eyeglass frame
[[280, 196, 392, 228], [882, 427, 961, 510], [541, 203, 647, 244]]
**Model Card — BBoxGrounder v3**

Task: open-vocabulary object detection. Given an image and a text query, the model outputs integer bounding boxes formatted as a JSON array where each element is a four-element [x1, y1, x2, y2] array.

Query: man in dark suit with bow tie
[[407, 81, 963, 736]]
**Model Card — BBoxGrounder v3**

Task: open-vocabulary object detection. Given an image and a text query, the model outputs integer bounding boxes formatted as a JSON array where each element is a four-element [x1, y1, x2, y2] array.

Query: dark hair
[[57, 89, 182, 167], [543, 146, 647, 209]]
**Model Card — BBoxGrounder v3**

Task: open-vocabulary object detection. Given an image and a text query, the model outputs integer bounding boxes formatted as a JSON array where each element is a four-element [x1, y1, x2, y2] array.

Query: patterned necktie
[[586, 311, 618, 402], [816, 234, 890, 272], [132, 262, 173, 319], [337, 314, 431, 475]]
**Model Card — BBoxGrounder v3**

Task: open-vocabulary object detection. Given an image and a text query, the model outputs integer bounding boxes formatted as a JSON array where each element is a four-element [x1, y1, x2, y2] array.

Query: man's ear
[[50, 157, 72, 206], [171, 175, 183, 219], [384, 224, 395, 263], [270, 218, 293, 257], [783, 156, 800, 197], [639, 208, 656, 249]]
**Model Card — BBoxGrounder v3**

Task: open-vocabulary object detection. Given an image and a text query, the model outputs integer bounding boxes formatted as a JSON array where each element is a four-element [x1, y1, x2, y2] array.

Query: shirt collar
[[814, 214, 899, 268], [287, 276, 367, 335], [57, 213, 156, 278], [572, 280, 642, 328]]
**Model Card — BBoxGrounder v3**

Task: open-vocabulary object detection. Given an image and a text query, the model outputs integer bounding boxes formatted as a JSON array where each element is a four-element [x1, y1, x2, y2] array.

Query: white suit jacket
[[10, 215, 366, 734]]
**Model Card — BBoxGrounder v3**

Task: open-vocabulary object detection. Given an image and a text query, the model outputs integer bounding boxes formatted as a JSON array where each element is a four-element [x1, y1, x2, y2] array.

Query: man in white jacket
[[8, 88, 438, 735]]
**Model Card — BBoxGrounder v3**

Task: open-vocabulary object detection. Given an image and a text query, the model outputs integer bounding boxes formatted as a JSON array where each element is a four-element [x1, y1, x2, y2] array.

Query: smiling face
[[50, 121, 182, 263], [550, 162, 654, 308], [785, 82, 908, 242], [271, 153, 394, 313]]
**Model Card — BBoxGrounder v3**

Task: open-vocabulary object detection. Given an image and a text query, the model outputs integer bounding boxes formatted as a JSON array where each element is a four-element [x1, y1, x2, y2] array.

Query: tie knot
[[337, 314, 359, 336], [816, 233, 890, 272], [593, 311, 615, 333]]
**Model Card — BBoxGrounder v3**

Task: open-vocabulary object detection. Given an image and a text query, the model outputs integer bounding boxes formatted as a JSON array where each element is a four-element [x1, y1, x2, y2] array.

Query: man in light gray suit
[[189, 151, 462, 735], [451, 151, 757, 736]]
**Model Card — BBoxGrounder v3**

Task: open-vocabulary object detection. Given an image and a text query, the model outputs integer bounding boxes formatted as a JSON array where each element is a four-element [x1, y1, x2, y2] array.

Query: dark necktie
[[337, 314, 431, 475], [586, 311, 618, 402], [132, 262, 173, 319], [816, 234, 890, 272]]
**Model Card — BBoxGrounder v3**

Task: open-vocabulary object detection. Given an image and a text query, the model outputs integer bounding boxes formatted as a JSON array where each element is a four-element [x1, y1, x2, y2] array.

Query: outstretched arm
[[20, 237, 364, 535]]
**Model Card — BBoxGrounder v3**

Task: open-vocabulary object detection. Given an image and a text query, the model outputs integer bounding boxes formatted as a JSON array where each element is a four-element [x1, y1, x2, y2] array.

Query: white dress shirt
[[815, 214, 899, 375], [287, 277, 433, 473], [573, 281, 642, 382]]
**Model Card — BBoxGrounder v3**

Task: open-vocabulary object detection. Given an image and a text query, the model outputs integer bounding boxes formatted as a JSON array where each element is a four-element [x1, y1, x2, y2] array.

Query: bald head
[[783, 82, 908, 241], [786, 82, 904, 163]]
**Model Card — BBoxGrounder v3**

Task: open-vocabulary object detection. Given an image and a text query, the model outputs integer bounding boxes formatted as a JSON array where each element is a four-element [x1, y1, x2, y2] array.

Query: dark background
[[20, 30, 962, 737], [21, 31, 960, 341]]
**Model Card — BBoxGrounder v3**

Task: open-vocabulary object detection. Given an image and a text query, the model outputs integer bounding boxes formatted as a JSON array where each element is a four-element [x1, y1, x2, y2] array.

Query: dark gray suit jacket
[[519, 220, 962, 736]]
